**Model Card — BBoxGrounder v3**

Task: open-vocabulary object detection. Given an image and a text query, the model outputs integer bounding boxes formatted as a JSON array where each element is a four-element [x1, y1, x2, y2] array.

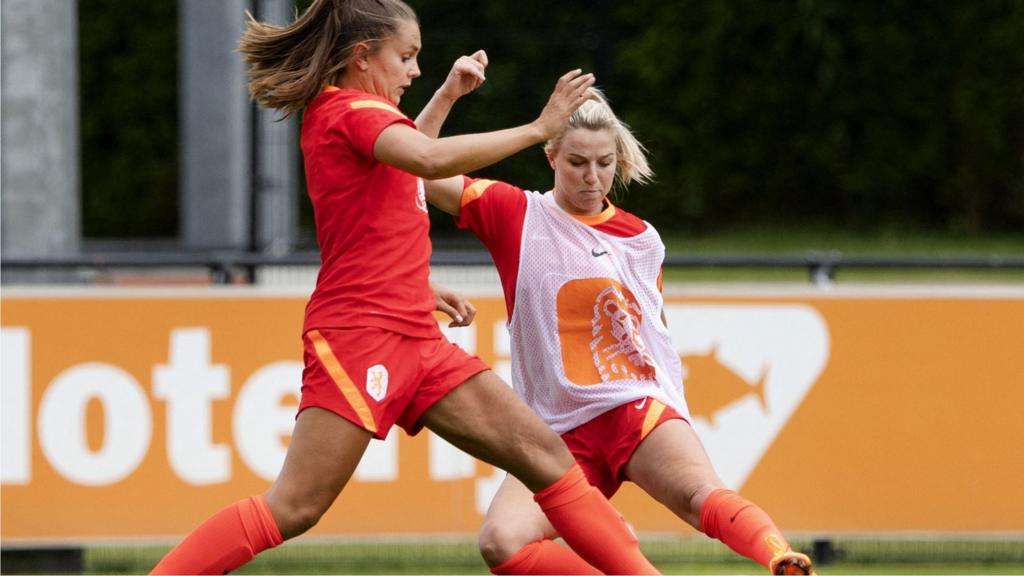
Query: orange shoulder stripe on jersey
[[640, 399, 667, 440], [569, 203, 616, 226], [306, 330, 378, 434], [350, 99, 406, 117], [461, 179, 498, 207]]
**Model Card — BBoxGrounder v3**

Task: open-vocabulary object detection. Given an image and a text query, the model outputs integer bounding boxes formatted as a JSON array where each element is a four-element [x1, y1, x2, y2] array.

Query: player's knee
[[267, 498, 328, 539], [478, 518, 534, 568]]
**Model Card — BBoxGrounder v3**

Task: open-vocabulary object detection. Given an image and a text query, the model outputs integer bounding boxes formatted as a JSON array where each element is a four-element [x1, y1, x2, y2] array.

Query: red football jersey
[[301, 88, 439, 338]]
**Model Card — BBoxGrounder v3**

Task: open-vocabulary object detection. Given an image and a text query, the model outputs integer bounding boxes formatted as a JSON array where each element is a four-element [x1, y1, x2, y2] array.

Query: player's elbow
[[409, 142, 463, 179]]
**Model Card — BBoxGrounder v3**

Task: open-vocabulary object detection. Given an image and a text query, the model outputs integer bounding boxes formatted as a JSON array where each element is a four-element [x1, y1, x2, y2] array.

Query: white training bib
[[508, 191, 689, 433]]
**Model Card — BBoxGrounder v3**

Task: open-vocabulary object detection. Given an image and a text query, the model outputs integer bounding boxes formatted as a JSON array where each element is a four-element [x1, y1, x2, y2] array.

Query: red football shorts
[[561, 397, 687, 498], [299, 327, 489, 439]]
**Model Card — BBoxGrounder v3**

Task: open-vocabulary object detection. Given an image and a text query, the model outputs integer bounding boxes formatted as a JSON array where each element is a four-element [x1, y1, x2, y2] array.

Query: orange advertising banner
[[2, 287, 1023, 543]]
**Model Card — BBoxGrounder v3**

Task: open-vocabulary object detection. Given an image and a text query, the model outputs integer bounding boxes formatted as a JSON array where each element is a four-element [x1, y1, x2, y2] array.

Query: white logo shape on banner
[[665, 304, 830, 490]]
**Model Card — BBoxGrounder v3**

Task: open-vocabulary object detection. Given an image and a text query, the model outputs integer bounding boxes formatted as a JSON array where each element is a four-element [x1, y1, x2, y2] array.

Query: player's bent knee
[[478, 519, 533, 567], [267, 498, 329, 539]]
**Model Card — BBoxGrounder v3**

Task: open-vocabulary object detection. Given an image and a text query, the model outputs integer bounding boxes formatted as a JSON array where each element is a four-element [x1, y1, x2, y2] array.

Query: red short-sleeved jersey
[[301, 88, 440, 338], [455, 177, 651, 319]]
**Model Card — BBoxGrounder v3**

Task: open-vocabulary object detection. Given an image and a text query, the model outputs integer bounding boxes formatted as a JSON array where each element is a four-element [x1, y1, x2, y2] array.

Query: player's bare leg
[[263, 407, 373, 538], [625, 419, 814, 574], [421, 370, 658, 574], [478, 474, 556, 565], [151, 407, 371, 574], [623, 418, 724, 527], [477, 473, 601, 574]]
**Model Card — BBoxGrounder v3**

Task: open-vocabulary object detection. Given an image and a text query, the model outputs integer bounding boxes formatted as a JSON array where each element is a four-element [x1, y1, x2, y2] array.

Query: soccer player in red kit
[[150, 0, 658, 574], [421, 84, 816, 575]]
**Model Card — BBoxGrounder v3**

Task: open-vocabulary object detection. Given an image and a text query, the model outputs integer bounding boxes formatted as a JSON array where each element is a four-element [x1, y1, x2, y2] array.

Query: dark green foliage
[[78, 0, 1024, 238], [407, 0, 610, 235], [79, 0, 178, 237], [612, 0, 1024, 233]]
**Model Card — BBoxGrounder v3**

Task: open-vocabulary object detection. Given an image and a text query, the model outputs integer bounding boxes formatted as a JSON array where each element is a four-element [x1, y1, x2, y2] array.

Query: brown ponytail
[[238, 0, 417, 118]]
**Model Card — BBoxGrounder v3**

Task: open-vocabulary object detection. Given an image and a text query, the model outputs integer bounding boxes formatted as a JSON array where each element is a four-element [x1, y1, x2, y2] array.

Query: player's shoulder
[[462, 177, 527, 204], [598, 204, 650, 237], [314, 89, 407, 119]]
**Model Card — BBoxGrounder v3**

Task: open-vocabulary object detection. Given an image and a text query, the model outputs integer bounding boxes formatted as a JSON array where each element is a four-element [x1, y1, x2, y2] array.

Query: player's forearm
[[419, 123, 545, 178], [415, 90, 458, 138]]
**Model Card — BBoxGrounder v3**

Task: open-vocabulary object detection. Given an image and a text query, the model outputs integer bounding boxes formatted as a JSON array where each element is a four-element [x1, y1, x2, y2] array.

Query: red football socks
[[699, 488, 791, 568], [150, 495, 283, 575], [491, 539, 601, 575], [533, 464, 660, 575]]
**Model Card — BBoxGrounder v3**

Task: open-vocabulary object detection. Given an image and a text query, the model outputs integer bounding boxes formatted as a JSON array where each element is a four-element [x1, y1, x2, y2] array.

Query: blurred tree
[[613, 0, 1024, 234], [409, 0, 608, 236], [79, 0, 1024, 239], [79, 0, 178, 238]]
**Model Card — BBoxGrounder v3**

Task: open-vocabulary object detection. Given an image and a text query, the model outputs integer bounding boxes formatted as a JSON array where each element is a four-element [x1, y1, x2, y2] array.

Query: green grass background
[[657, 226, 1024, 284], [69, 537, 1024, 575]]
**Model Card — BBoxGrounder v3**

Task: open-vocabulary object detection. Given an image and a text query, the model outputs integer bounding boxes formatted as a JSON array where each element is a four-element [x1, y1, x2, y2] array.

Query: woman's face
[[365, 18, 421, 104], [549, 128, 618, 216]]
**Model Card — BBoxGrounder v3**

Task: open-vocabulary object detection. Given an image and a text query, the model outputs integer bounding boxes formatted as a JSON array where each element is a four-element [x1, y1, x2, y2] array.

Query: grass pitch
[[68, 536, 1024, 575]]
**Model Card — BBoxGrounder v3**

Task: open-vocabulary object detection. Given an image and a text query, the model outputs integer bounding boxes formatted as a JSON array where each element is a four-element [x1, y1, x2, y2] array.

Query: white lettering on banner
[[153, 329, 231, 485], [476, 468, 505, 515], [429, 432, 476, 481], [3, 318, 614, 499], [664, 304, 829, 490], [38, 363, 152, 486], [439, 323, 475, 355], [427, 323, 479, 482], [492, 322, 513, 387], [234, 361, 303, 481], [1, 328, 31, 484], [354, 429, 398, 481]]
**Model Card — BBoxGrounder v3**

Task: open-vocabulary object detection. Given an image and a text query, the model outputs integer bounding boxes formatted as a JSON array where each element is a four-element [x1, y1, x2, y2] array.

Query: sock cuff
[[700, 488, 739, 539], [240, 495, 284, 550], [533, 464, 589, 510], [490, 541, 542, 575]]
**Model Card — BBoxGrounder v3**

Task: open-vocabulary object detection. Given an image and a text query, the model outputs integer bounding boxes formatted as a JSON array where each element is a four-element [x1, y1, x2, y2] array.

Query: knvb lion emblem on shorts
[[365, 364, 389, 402]]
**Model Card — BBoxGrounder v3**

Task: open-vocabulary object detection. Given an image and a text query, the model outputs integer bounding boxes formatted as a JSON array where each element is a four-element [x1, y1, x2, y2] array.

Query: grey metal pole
[[1, 0, 81, 283], [179, 0, 252, 250], [252, 0, 298, 257]]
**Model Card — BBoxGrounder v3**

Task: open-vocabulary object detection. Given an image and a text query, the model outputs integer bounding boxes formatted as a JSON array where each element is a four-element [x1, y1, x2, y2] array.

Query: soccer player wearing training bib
[[422, 87, 816, 575], [151, 1, 658, 574]]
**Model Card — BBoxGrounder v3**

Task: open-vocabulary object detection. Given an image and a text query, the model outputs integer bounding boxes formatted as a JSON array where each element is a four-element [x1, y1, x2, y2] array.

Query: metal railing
[[3, 250, 1024, 286]]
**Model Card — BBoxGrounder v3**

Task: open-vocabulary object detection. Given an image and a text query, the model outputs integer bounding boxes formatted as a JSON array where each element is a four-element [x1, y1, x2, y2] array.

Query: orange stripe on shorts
[[640, 399, 667, 440], [307, 330, 378, 434]]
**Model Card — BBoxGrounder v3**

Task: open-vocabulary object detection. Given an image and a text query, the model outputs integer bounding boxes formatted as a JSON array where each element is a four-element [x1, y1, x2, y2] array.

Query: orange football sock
[[150, 495, 283, 575], [699, 488, 791, 568], [534, 464, 659, 575], [491, 539, 601, 575]]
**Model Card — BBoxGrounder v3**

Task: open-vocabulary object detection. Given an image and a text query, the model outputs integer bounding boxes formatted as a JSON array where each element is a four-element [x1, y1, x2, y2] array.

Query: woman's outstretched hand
[[533, 69, 596, 140]]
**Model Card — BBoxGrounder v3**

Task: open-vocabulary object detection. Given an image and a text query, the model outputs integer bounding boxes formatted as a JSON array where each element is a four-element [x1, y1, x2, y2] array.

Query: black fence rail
[[3, 250, 1024, 286]]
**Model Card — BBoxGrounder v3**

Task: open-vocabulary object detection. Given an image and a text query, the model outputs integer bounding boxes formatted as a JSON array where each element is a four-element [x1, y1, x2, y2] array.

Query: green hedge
[[79, 0, 1024, 238]]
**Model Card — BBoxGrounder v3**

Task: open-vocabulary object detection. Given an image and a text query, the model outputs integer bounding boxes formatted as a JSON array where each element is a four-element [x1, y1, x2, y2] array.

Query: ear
[[352, 42, 372, 71], [545, 149, 557, 170]]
